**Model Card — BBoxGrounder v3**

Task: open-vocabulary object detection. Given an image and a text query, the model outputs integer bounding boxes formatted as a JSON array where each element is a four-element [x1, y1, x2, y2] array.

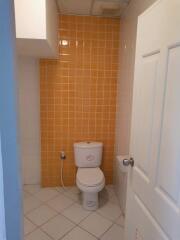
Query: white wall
[[14, 0, 58, 58], [46, 0, 58, 56], [17, 56, 40, 184], [15, 0, 46, 39], [115, 0, 158, 155], [114, 0, 157, 214]]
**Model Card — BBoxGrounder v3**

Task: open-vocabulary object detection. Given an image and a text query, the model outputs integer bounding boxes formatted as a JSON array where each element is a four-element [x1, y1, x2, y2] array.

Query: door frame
[[0, 136, 6, 240], [0, 0, 23, 239]]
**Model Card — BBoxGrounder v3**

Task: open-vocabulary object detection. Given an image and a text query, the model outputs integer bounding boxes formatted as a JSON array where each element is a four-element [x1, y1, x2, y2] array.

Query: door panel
[[134, 53, 159, 177], [157, 45, 180, 203], [134, 195, 169, 240], [125, 1, 180, 239]]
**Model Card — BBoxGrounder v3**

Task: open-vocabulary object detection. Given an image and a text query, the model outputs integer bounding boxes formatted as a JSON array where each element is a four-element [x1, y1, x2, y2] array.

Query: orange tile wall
[[40, 15, 120, 187]]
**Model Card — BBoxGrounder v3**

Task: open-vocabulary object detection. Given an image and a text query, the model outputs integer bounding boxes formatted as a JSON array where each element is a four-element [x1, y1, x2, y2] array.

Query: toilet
[[74, 142, 105, 211]]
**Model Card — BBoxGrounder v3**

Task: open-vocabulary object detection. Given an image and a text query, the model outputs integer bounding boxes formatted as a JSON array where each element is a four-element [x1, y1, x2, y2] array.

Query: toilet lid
[[77, 168, 104, 187]]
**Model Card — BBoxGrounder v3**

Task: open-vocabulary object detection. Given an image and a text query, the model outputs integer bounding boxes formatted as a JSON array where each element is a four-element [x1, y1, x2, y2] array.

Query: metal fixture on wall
[[60, 151, 66, 189]]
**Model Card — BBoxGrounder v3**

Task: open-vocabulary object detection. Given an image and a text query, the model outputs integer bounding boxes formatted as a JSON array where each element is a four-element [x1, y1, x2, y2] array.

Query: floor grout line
[[23, 184, 125, 240], [99, 222, 117, 239], [77, 224, 99, 239]]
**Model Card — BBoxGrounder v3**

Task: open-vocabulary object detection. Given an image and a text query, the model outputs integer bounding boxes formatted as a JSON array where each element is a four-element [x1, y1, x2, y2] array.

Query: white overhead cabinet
[[14, 0, 58, 58]]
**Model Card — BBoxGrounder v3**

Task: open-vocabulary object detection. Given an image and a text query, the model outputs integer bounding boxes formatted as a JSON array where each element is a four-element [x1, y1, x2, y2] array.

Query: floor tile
[[34, 188, 59, 202], [62, 203, 91, 224], [99, 186, 117, 205], [41, 215, 75, 240], [24, 217, 36, 235], [47, 194, 74, 212], [24, 185, 41, 195], [80, 212, 112, 238], [26, 205, 57, 226], [63, 191, 80, 202], [62, 226, 97, 240], [23, 185, 123, 240], [106, 185, 117, 199], [63, 186, 80, 202], [65, 186, 80, 194], [23, 191, 32, 199], [25, 229, 52, 240], [109, 194, 119, 205], [97, 202, 121, 221], [23, 196, 42, 214], [116, 215, 125, 227], [100, 224, 124, 240], [55, 186, 65, 193]]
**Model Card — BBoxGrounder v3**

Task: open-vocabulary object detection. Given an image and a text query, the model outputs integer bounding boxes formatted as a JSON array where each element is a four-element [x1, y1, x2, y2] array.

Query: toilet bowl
[[76, 167, 105, 210], [74, 142, 105, 210]]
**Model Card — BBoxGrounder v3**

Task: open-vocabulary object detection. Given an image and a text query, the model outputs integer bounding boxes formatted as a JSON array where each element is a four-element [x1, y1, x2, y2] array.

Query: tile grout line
[[76, 211, 114, 239], [23, 185, 124, 239], [24, 217, 39, 237], [26, 205, 59, 228], [24, 188, 76, 216], [95, 210, 121, 223], [98, 223, 120, 239], [77, 224, 100, 239]]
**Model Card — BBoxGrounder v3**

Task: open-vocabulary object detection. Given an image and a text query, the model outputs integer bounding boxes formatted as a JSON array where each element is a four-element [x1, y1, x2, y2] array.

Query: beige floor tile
[[63, 190, 80, 202], [62, 203, 91, 224], [25, 229, 52, 240], [23, 196, 42, 214], [62, 227, 97, 240], [100, 224, 124, 240], [24, 185, 41, 195], [47, 194, 74, 213], [97, 202, 121, 221], [116, 215, 125, 227], [41, 215, 75, 240], [26, 205, 57, 226], [80, 213, 112, 238], [24, 218, 36, 235], [23, 185, 123, 240], [34, 188, 59, 202]]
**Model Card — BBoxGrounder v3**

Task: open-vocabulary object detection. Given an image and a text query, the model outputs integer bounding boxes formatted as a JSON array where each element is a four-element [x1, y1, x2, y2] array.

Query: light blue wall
[[0, 0, 23, 239], [0, 136, 6, 240]]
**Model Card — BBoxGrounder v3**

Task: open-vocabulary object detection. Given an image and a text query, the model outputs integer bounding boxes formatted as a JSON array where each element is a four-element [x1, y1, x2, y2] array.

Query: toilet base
[[82, 192, 98, 211]]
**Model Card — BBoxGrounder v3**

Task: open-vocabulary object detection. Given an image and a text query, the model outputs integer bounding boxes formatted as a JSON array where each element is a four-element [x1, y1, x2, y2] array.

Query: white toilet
[[74, 142, 105, 211]]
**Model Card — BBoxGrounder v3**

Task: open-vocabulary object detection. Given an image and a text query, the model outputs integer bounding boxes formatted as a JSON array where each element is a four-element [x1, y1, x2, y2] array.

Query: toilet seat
[[76, 168, 105, 193]]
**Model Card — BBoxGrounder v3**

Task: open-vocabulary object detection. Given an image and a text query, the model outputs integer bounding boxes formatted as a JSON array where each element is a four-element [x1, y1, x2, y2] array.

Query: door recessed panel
[[134, 52, 159, 178], [156, 45, 180, 204], [134, 195, 170, 240]]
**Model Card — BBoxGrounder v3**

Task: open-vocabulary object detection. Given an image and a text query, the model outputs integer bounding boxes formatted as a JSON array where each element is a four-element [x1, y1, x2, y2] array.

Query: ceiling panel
[[92, 0, 126, 17], [57, 0, 130, 17], [57, 0, 93, 15]]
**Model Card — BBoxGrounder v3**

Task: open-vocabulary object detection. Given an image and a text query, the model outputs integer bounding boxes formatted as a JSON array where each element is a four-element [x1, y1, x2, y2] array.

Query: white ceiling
[[57, 0, 130, 18]]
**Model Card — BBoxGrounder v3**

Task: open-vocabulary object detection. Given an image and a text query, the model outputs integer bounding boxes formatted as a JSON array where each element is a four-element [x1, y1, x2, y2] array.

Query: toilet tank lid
[[74, 141, 103, 148]]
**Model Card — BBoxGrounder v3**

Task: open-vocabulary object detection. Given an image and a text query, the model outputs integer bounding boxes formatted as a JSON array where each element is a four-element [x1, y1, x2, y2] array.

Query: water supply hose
[[60, 151, 66, 190]]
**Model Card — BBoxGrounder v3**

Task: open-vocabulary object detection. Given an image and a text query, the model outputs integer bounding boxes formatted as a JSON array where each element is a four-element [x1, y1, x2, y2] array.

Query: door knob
[[123, 157, 134, 167]]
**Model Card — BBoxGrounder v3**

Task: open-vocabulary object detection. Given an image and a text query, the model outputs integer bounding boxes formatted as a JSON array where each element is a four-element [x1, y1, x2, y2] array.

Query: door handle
[[123, 157, 134, 167]]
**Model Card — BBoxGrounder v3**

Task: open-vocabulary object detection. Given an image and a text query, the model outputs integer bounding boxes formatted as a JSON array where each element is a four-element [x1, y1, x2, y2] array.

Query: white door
[[124, 1, 180, 239]]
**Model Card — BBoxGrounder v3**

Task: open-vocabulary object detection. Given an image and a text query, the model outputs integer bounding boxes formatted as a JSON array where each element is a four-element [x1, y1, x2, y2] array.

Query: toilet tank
[[74, 142, 103, 168]]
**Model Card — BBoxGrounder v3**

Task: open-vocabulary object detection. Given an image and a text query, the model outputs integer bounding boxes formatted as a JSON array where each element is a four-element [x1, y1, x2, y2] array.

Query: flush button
[[86, 154, 95, 161]]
